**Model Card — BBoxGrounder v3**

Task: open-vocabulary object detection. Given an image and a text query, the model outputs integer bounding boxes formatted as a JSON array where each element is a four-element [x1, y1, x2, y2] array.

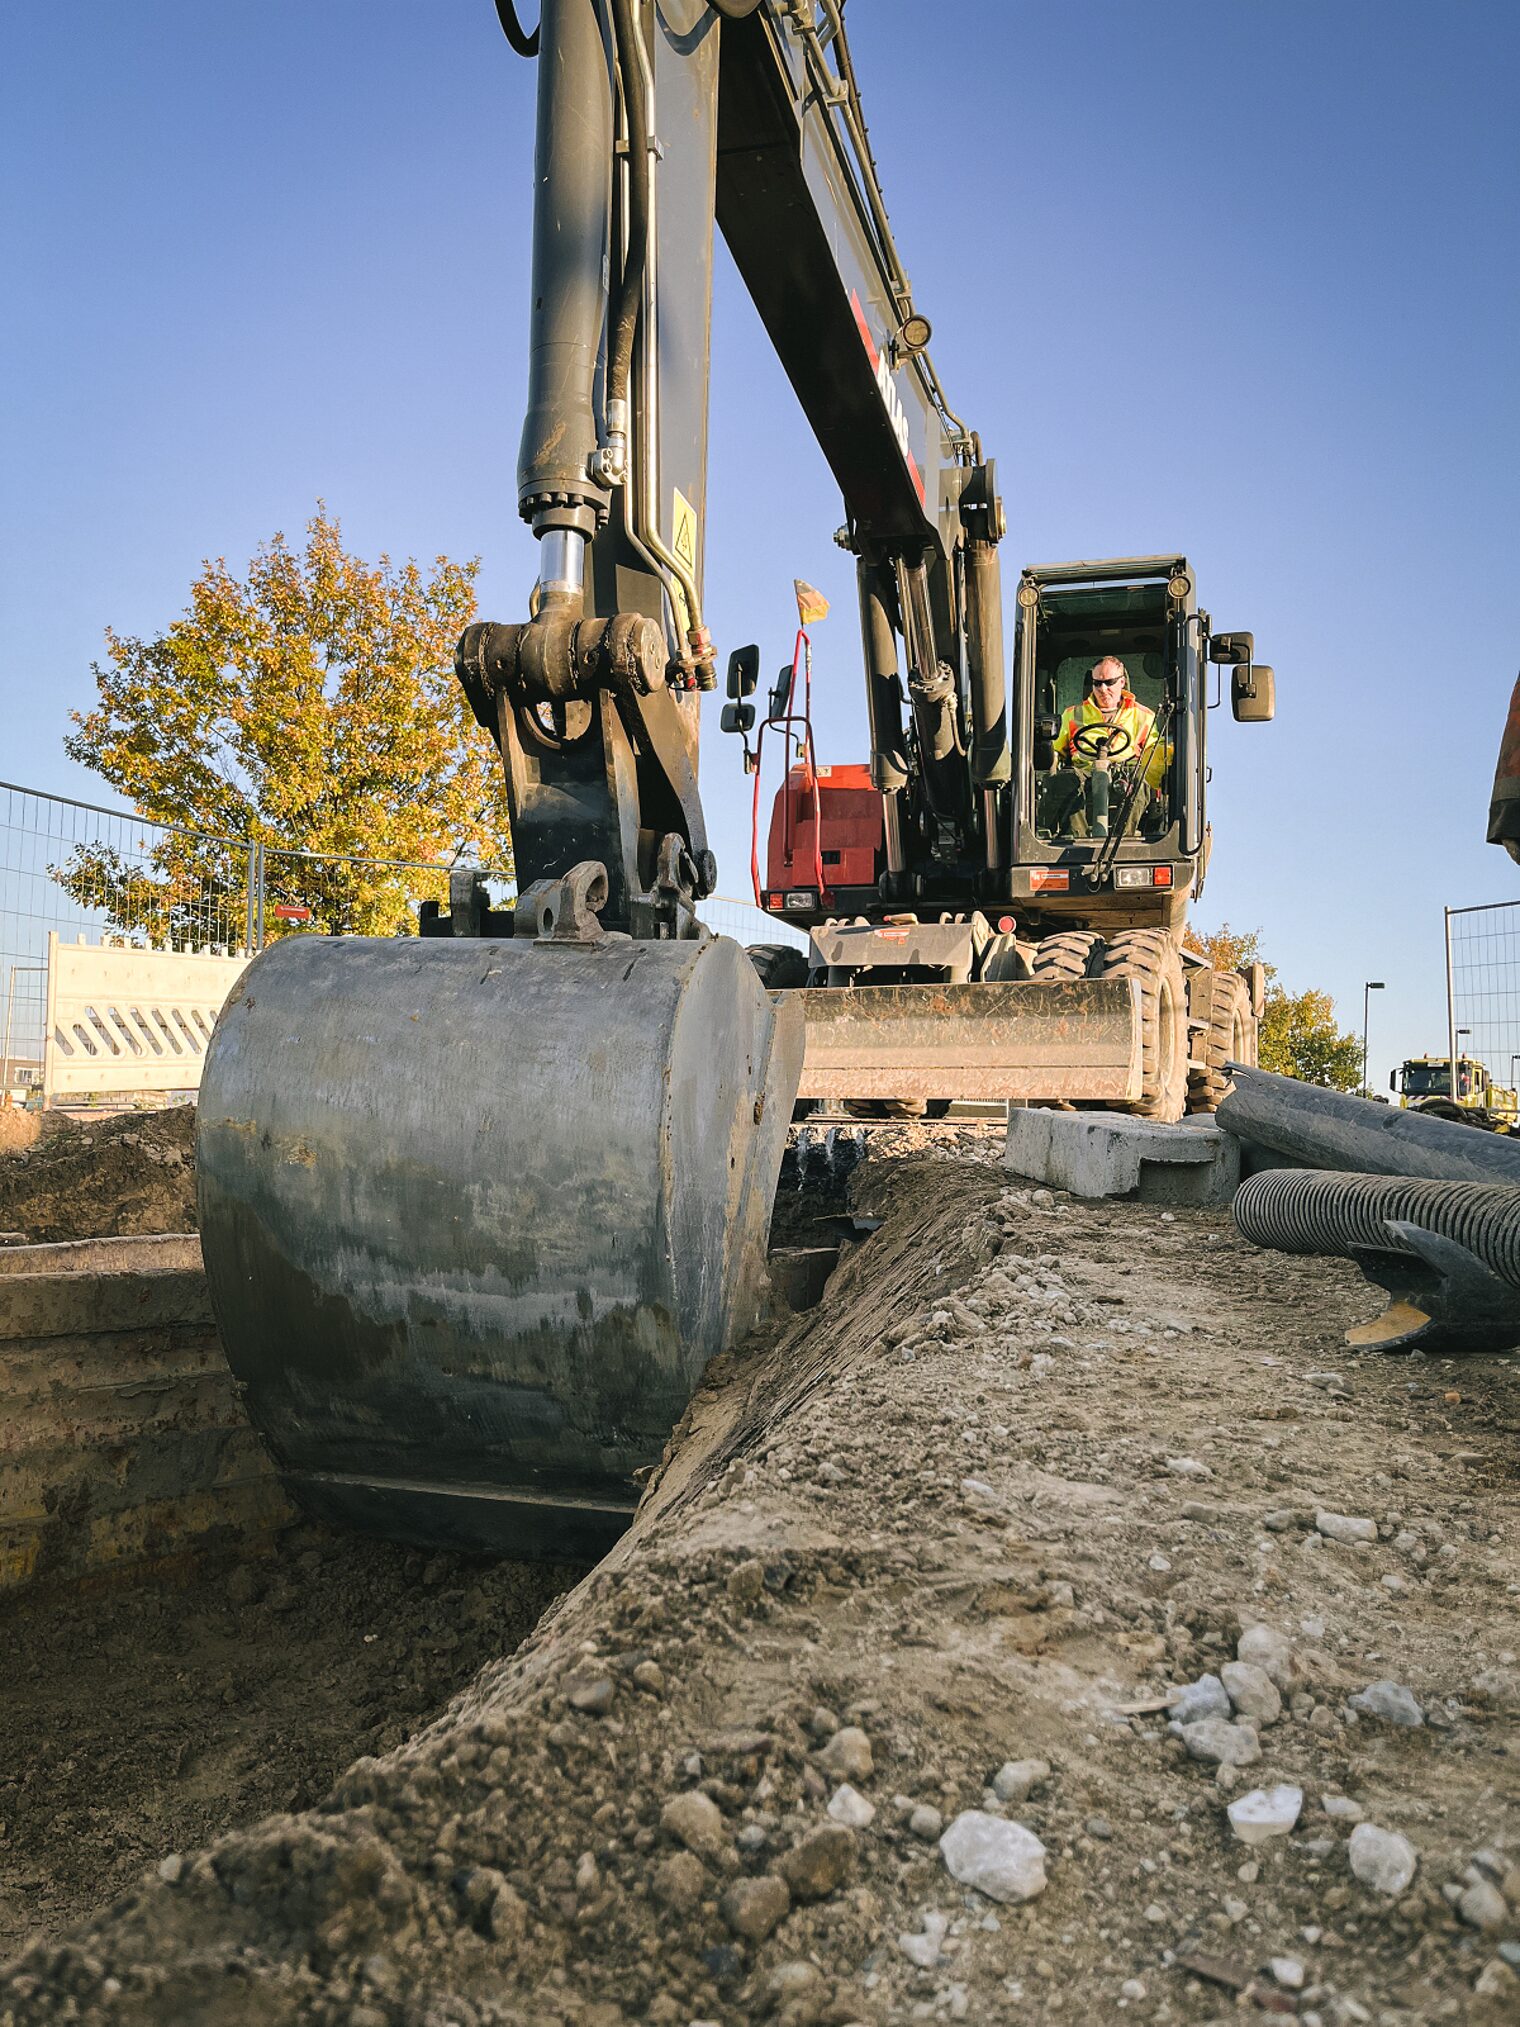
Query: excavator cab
[[1017, 562, 1201, 878]]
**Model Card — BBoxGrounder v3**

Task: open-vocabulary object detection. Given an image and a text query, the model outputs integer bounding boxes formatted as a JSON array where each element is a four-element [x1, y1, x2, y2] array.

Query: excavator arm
[[453, 0, 1009, 935]]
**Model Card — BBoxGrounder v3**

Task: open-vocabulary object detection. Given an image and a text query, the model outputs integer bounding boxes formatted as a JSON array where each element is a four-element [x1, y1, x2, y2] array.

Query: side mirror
[[768, 665, 795, 722], [1232, 664, 1275, 723], [1209, 631, 1254, 667], [720, 700, 755, 735], [726, 643, 760, 699], [1388, 1070, 1397, 1092], [1033, 712, 1059, 771]]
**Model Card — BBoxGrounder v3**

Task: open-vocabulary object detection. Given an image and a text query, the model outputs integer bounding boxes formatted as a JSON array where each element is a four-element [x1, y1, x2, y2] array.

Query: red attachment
[[750, 625, 829, 908], [765, 762, 884, 899], [749, 627, 885, 911]]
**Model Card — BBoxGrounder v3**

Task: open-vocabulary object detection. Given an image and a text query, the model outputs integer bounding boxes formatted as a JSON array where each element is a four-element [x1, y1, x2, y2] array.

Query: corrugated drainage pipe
[[1234, 1169, 1520, 1287]]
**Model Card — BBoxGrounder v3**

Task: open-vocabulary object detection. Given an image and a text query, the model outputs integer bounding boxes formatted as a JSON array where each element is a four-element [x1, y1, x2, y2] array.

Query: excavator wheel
[[1029, 930, 1102, 981], [1098, 931, 1188, 1122], [1186, 968, 1257, 1114], [745, 943, 810, 991], [197, 930, 804, 1562]]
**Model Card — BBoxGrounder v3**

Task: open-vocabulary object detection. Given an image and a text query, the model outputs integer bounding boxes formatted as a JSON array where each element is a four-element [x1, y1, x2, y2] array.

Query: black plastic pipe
[[1218, 1064, 1520, 1186]]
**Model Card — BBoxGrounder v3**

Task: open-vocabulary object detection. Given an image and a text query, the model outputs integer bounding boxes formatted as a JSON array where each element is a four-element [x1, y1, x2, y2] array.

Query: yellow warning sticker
[[672, 487, 699, 571]]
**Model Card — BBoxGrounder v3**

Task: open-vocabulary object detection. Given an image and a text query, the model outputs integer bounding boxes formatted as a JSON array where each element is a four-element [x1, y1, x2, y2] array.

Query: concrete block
[[1004, 1108, 1241, 1206]]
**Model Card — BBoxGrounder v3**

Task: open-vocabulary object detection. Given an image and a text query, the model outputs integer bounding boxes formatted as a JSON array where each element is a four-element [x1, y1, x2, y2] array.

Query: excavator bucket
[[788, 978, 1144, 1106], [197, 931, 803, 1562]]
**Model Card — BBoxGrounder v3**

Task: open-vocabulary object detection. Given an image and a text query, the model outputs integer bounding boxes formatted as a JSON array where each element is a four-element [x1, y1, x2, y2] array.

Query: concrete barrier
[[0, 1234, 291, 1592], [1005, 1108, 1240, 1205]]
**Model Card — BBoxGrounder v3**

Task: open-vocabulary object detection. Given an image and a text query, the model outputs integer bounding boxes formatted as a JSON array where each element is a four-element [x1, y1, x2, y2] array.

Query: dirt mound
[[0, 1111, 42, 1159], [0, 1107, 197, 1242]]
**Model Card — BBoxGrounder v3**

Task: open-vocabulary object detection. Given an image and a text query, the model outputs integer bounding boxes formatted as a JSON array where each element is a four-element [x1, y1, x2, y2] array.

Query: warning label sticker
[[670, 487, 699, 636]]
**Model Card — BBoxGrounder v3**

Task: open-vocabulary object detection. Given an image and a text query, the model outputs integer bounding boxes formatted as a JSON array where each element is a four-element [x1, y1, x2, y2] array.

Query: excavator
[[197, 0, 1270, 1561]]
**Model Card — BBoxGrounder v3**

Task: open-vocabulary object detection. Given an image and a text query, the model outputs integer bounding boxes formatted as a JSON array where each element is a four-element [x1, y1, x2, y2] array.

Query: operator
[[1042, 656, 1170, 838]]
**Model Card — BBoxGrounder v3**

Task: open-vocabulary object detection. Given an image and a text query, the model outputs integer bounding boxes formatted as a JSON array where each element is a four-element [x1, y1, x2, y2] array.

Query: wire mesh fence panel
[[1448, 899, 1520, 1093], [697, 894, 807, 952], [0, 780, 253, 1091], [0, 777, 518, 1097]]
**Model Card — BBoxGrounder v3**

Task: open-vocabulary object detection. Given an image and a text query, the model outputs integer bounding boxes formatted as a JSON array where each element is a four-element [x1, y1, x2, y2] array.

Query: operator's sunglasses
[[1091, 674, 1124, 687]]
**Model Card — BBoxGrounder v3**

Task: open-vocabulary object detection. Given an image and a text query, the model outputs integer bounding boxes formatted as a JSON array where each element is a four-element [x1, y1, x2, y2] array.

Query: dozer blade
[[788, 978, 1143, 1105], [197, 933, 803, 1561]]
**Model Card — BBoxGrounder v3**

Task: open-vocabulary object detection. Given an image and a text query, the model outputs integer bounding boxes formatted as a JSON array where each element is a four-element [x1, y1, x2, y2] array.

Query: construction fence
[[1445, 898, 1520, 1093], [1, 776, 791, 1102]]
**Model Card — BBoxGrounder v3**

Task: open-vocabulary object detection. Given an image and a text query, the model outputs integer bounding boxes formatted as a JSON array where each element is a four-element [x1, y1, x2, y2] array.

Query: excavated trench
[[0, 1115, 869, 1965]]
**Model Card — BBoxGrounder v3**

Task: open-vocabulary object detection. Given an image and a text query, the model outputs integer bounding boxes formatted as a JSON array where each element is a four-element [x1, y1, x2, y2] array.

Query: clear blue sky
[[3, 0, 1517, 1085]]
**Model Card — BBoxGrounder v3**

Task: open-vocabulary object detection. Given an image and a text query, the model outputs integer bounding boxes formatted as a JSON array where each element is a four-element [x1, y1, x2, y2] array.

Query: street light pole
[[1362, 981, 1385, 1098]]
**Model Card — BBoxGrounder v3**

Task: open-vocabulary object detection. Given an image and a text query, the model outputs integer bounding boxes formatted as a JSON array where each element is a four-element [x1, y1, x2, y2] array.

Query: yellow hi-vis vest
[[1055, 691, 1170, 789]]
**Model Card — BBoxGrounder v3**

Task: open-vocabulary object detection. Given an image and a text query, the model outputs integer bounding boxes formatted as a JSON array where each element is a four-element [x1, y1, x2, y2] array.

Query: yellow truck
[[1392, 1055, 1518, 1133]]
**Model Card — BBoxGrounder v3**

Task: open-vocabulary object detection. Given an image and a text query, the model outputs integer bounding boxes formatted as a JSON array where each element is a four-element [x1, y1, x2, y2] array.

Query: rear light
[[784, 889, 817, 909], [1113, 864, 1176, 890], [1153, 865, 1173, 888], [1029, 868, 1069, 893]]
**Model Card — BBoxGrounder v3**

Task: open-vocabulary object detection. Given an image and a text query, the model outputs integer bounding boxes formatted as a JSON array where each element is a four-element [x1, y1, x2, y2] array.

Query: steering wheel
[[1071, 721, 1134, 762]]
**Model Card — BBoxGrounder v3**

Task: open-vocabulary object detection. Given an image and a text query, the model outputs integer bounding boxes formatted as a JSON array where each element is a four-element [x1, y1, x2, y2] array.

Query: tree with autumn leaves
[[63, 509, 511, 940], [1186, 923, 1365, 1091]]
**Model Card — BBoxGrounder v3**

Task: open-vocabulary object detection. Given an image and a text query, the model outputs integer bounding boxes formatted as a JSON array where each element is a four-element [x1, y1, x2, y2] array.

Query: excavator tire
[[1186, 967, 1257, 1114], [1098, 930, 1188, 1122], [1029, 930, 1102, 981], [745, 943, 810, 991], [197, 931, 804, 1562]]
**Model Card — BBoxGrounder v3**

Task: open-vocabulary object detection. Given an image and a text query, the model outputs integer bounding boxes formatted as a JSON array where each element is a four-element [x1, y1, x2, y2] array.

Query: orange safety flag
[[793, 578, 830, 625]]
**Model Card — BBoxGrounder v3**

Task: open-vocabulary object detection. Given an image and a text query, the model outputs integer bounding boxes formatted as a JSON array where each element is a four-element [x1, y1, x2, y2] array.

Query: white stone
[[1349, 1680, 1424, 1727], [1270, 1957, 1306, 1990], [1237, 1623, 1296, 1691], [1179, 1717, 1261, 1768], [1227, 1785, 1303, 1845], [1321, 1794, 1364, 1821], [939, 1811, 1048, 1903], [1349, 1822, 1418, 1895], [1166, 1456, 1212, 1479], [1221, 1660, 1282, 1726], [1169, 1673, 1232, 1725], [1316, 1509, 1378, 1544], [991, 1758, 1050, 1805], [897, 1911, 949, 1968], [1457, 1878, 1509, 1933], [827, 1782, 875, 1829]]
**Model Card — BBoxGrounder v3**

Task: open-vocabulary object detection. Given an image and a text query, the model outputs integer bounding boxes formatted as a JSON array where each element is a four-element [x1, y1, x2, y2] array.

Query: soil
[[0, 1107, 197, 1242], [0, 1534, 576, 1965], [1, 1123, 1517, 2024]]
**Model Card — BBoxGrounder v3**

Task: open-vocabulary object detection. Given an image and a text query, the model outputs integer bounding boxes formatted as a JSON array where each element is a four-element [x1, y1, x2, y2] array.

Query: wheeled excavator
[[198, 0, 1272, 1562]]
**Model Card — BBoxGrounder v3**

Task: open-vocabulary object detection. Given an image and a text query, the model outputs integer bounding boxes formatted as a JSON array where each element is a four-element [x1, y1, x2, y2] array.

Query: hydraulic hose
[[605, 0, 649, 451], [1234, 1168, 1520, 1289], [493, 0, 540, 57]]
